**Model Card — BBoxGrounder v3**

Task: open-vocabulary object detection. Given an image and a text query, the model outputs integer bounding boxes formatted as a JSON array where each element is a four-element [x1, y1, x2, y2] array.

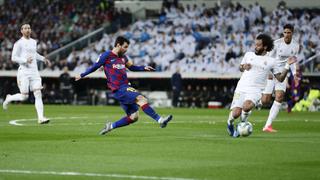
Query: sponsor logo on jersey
[[112, 64, 126, 69], [279, 55, 289, 60]]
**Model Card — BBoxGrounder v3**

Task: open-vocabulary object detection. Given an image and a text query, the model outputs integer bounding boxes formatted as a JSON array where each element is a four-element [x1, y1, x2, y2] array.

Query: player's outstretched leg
[[2, 93, 29, 110], [141, 103, 173, 128], [227, 111, 235, 136], [99, 122, 113, 135], [159, 115, 173, 128], [136, 95, 173, 128], [100, 116, 136, 135], [2, 94, 11, 110]]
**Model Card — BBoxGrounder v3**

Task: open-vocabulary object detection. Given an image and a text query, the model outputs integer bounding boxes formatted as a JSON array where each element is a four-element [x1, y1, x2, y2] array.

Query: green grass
[[0, 105, 319, 180]]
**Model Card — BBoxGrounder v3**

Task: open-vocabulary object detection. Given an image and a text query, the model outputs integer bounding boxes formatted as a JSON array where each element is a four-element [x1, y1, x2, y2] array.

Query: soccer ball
[[236, 121, 253, 137]]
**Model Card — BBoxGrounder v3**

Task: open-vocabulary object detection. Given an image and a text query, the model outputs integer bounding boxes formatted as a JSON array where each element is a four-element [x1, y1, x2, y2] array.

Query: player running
[[75, 36, 173, 135], [227, 33, 296, 137], [261, 24, 300, 132], [2, 23, 51, 124]]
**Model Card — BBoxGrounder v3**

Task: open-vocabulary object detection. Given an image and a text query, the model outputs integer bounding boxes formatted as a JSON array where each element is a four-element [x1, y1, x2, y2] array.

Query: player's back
[[236, 52, 278, 92]]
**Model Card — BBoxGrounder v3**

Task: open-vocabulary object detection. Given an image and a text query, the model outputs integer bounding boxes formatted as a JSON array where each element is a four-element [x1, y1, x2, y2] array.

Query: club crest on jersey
[[112, 64, 126, 69]]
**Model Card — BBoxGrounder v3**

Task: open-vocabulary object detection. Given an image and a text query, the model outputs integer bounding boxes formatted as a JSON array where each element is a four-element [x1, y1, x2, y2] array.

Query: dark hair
[[20, 23, 30, 30], [283, 24, 294, 32], [114, 36, 130, 47], [256, 33, 274, 52]]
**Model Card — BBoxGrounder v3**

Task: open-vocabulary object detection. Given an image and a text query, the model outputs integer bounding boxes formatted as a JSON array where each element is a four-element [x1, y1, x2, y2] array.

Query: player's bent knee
[[136, 95, 148, 106], [129, 112, 139, 122], [21, 94, 29, 101], [33, 90, 42, 99], [243, 101, 254, 112], [232, 108, 242, 118], [261, 95, 271, 105], [275, 94, 284, 102]]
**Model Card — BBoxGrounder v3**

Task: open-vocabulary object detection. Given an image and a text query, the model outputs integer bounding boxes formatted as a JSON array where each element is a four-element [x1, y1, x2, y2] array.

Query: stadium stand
[[0, 0, 319, 107]]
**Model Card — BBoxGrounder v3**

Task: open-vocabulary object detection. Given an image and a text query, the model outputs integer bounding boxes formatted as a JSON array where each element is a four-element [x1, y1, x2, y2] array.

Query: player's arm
[[36, 52, 51, 66], [239, 53, 251, 72], [126, 59, 155, 71], [268, 48, 276, 58], [274, 56, 297, 82], [11, 42, 28, 64], [75, 53, 106, 81], [290, 44, 300, 76], [239, 64, 251, 72]]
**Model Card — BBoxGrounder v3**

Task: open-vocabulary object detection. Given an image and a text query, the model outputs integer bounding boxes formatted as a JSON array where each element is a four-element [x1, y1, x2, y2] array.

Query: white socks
[[227, 111, 235, 125], [265, 101, 281, 127], [240, 110, 251, 122], [34, 91, 44, 120], [6, 93, 28, 102]]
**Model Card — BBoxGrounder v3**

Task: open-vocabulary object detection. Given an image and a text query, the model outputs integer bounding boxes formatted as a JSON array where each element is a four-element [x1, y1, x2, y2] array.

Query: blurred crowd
[[10, 1, 317, 74]]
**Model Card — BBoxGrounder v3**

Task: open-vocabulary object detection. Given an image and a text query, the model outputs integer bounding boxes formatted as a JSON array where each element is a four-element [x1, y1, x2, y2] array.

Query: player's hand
[[27, 57, 33, 64], [287, 56, 297, 65], [75, 75, 82, 81], [243, 63, 251, 71], [44, 58, 51, 67], [144, 66, 155, 71]]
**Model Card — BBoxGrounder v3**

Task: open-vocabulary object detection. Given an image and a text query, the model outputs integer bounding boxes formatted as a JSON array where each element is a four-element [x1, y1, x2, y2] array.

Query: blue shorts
[[113, 86, 140, 115]]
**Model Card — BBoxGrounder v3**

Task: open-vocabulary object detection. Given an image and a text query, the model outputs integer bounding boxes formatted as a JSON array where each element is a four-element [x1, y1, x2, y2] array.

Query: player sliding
[[75, 36, 173, 135], [227, 33, 296, 137]]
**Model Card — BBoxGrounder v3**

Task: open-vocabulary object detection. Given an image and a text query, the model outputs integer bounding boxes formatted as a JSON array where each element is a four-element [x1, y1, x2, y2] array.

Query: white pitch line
[[0, 169, 198, 180], [8, 116, 91, 126], [8, 115, 319, 127]]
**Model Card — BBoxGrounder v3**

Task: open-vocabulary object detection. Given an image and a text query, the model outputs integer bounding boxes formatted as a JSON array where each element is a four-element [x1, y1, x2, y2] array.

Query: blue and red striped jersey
[[80, 50, 130, 91]]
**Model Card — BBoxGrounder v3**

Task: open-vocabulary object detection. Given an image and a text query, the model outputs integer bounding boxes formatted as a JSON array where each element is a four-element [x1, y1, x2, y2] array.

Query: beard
[[255, 48, 264, 55]]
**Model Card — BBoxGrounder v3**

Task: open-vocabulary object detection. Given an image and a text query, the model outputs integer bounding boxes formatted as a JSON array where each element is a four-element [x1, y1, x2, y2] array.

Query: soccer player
[[227, 34, 296, 137], [2, 23, 51, 124], [75, 36, 173, 135], [261, 24, 300, 132]]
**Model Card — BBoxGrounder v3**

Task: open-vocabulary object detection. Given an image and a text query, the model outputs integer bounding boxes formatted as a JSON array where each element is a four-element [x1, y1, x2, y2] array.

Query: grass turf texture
[[0, 105, 319, 180]]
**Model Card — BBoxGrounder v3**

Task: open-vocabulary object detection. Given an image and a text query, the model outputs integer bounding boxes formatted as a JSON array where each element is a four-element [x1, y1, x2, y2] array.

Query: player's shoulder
[[291, 39, 299, 47], [96, 50, 112, 63], [14, 38, 24, 44], [101, 50, 112, 57], [274, 38, 283, 45], [265, 55, 277, 64], [30, 38, 37, 43], [244, 51, 255, 57]]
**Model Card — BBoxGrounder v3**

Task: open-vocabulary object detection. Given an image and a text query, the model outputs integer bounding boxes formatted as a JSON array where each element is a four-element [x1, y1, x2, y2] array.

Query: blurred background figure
[[59, 66, 73, 104], [171, 68, 182, 107]]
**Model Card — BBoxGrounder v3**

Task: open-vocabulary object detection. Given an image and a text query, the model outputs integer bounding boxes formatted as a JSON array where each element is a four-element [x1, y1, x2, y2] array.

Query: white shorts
[[230, 91, 262, 110], [262, 76, 288, 94], [17, 70, 42, 94]]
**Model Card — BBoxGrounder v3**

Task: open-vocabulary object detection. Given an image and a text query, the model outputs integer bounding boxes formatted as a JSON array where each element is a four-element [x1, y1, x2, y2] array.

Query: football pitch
[[0, 105, 319, 180]]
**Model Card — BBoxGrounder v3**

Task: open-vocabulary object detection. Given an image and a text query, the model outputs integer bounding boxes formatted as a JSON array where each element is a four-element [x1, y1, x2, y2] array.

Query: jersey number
[[127, 87, 137, 92]]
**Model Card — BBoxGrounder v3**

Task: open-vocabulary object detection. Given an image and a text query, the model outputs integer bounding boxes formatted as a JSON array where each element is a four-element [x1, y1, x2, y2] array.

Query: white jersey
[[268, 38, 299, 73], [11, 37, 45, 74], [236, 52, 281, 93]]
